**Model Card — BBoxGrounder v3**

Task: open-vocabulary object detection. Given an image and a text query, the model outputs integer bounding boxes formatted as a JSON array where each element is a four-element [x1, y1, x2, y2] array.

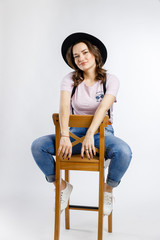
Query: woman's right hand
[[57, 136, 72, 160]]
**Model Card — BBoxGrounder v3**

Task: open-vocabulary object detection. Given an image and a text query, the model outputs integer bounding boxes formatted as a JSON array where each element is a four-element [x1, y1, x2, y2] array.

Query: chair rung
[[61, 161, 99, 171], [69, 205, 98, 211]]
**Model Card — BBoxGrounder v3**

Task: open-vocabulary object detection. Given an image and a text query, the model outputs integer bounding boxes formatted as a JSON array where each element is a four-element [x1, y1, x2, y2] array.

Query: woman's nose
[[79, 54, 85, 62]]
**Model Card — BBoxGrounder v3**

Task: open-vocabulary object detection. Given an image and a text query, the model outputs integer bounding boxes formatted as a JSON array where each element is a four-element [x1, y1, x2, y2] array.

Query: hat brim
[[61, 32, 107, 69]]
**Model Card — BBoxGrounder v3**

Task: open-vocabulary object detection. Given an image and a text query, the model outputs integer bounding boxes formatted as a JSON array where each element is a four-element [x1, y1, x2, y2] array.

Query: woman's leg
[[31, 133, 80, 189], [94, 125, 132, 215], [31, 134, 74, 211], [31, 134, 69, 191], [98, 125, 132, 189], [31, 134, 56, 183], [70, 126, 132, 187], [95, 125, 132, 189]]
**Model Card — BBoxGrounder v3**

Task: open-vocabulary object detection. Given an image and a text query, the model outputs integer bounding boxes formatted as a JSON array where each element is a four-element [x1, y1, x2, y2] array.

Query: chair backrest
[[52, 114, 109, 157], [53, 114, 109, 128]]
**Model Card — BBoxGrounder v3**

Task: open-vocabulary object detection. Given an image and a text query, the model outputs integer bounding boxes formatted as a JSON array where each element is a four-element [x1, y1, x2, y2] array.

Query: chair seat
[[62, 154, 99, 163], [61, 155, 111, 169]]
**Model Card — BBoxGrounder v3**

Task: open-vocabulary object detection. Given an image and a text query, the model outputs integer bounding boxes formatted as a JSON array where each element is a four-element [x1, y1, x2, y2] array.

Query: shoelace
[[54, 189, 65, 204], [60, 191, 65, 204], [104, 194, 113, 206], [53, 190, 66, 213]]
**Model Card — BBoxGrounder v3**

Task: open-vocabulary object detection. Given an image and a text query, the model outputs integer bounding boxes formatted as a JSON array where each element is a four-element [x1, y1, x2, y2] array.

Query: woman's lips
[[80, 62, 87, 66]]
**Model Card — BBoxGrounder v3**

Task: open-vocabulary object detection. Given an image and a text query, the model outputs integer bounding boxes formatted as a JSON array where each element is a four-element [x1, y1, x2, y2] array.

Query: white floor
[[1, 191, 159, 240]]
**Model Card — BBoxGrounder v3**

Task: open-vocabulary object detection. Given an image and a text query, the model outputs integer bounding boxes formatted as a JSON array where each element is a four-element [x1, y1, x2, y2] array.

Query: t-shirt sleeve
[[105, 74, 120, 102], [60, 72, 74, 93]]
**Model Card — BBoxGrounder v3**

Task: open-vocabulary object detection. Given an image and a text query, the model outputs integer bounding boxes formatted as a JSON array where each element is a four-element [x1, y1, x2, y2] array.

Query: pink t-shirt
[[60, 71, 120, 124]]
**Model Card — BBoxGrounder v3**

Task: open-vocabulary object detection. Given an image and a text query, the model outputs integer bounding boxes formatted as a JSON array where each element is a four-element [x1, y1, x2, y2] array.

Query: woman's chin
[[79, 65, 89, 71]]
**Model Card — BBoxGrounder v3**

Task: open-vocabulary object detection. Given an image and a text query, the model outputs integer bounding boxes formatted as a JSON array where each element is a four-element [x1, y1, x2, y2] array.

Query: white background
[[0, 0, 160, 239]]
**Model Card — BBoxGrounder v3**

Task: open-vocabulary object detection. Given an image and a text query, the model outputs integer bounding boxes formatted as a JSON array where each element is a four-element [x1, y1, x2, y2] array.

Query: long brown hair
[[66, 40, 107, 87]]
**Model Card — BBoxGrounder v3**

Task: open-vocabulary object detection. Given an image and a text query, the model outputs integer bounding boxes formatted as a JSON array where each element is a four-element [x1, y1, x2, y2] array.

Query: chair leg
[[108, 211, 112, 233], [65, 170, 70, 229], [54, 170, 61, 240], [98, 171, 104, 240]]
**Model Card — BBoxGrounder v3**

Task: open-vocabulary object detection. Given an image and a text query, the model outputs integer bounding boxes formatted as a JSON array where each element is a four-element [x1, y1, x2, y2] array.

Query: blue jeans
[[31, 125, 132, 188]]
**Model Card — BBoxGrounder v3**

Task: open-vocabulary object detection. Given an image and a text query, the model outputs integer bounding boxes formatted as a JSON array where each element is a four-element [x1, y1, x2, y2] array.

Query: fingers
[[67, 148, 72, 159], [60, 146, 67, 159], [86, 148, 90, 160], [81, 146, 91, 159], [86, 147, 92, 159], [60, 147, 72, 159], [57, 145, 62, 156], [58, 138, 72, 160], [58, 136, 96, 161], [81, 145, 96, 160], [62, 148, 72, 160], [93, 145, 96, 156], [59, 146, 95, 160], [81, 146, 84, 159]]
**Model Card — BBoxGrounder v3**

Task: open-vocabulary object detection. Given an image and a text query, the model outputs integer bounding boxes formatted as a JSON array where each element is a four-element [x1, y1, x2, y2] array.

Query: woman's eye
[[74, 51, 88, 59]]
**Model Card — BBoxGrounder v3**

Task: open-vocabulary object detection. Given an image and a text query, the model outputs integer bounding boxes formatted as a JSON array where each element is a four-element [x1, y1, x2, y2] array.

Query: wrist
[[61, 131, 69, 135], [86, 130, 94, 137], [61, 134, 70, 138]]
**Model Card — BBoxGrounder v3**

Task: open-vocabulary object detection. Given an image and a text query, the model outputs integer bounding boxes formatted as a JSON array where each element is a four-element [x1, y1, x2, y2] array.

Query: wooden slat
[[69, 132, 84, 142], [69, 115, 94, 127], [69, 132, 99, 153], [69, 132, 85, 147], [98, 121, 105, 240], [65, 170, 70, 230], [95, 147, 99, 153], [54, 120, 61, 240], [52, 113, 109, 128], [108, 211, 112, 233], [60, 161, 99, 171]]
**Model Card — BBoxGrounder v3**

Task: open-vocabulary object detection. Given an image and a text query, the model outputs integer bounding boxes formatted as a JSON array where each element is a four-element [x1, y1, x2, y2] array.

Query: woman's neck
[[83, 69, 96, 82]]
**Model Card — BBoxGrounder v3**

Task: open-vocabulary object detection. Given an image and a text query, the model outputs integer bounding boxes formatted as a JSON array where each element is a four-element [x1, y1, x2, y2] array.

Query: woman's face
[[72, 42, 96, 72]]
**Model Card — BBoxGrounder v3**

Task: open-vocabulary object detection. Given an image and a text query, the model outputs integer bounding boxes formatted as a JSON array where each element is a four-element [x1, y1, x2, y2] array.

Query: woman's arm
[[59, 90, 71, 135], [87, 94, 115, 135], [58, 90, 72, 159], [81, 94, 115, 159]]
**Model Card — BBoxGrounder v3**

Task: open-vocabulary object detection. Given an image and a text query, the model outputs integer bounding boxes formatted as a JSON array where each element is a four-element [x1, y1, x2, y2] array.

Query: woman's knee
[[31, 134, 55, 157], [116, 143, 132, 166], [31, 137, 42, 158], [106, 140, 132, 167], [31, 138, 38, 154]]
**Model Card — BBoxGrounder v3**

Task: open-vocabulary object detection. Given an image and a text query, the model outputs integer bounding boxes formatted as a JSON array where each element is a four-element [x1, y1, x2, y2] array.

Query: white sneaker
[[103, 192, 113, 216], [54, 181, 73, 213], [60, 181, 73, 211]]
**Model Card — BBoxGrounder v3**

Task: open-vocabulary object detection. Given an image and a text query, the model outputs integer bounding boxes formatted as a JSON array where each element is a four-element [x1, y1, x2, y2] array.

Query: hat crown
[[61, 32, 107, 69]]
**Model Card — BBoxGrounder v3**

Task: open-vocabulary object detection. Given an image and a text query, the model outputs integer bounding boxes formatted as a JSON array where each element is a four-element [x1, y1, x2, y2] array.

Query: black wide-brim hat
[[61, 32, 107, 68]]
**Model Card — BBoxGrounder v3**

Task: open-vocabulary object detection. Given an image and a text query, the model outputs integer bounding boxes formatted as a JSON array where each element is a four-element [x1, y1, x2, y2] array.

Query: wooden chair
[[52, 113, 112, 240]]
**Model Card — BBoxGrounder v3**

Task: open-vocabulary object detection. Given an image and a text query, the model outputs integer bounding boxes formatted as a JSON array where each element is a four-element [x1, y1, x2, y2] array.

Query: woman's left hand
[[81, 133, 96, 160]]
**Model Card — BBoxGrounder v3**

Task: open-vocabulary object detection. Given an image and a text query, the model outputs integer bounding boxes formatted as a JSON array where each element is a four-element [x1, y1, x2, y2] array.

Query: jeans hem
[[45, 175, 55, 183], [106, 178, 120, 188]]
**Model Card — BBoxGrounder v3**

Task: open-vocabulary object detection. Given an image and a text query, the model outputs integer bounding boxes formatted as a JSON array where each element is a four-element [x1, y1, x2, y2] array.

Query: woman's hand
[[57, 137, 72, 160], [81, 133, 96, 160]]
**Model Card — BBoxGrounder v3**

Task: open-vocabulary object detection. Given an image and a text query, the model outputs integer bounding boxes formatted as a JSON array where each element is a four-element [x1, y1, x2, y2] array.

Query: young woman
[[31, 32, 132, 215]]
